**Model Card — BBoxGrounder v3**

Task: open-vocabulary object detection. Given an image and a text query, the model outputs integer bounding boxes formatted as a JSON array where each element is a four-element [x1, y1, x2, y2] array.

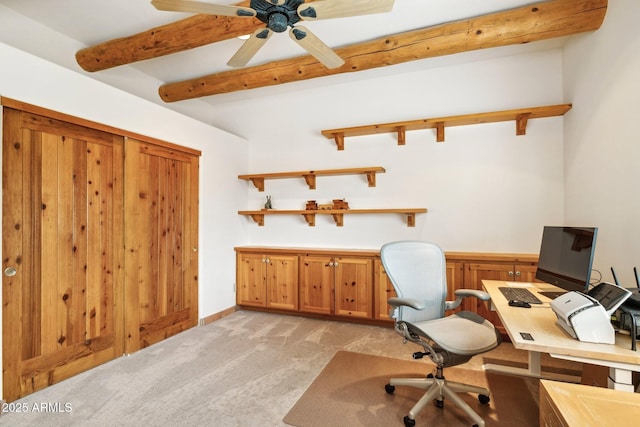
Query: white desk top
[[482, 280, 640, 368]]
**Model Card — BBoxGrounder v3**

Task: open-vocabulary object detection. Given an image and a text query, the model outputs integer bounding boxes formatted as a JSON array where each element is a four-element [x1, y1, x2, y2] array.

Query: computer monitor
[[535, 226, 598, 292]]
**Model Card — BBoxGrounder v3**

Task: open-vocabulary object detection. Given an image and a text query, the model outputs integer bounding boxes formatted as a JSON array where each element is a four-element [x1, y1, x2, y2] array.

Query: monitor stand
[[538, 291, 566, 300]]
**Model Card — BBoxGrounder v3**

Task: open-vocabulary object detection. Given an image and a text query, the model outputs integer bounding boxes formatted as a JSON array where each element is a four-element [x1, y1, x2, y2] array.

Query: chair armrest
[[445, 289, 492, 310], [455, 289, 491, 301], [387, 297, 427, 311]]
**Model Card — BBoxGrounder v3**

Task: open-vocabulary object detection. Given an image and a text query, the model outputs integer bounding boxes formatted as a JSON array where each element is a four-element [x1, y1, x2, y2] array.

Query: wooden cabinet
[[235, 247, 538, 328], [374, 259, 463, 321], [299, 255, 372, 318], [463, 259, 538, 333], [236, 253, 298, 311], [334, 257, 373, 318]]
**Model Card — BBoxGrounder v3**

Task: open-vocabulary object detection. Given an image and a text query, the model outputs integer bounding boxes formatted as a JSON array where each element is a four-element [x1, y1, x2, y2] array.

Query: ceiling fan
[[151, 0, 395, 69]]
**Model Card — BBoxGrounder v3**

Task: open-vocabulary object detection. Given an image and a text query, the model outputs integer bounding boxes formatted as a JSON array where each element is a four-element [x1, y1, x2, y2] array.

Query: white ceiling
[[0, 0, 566, 133]]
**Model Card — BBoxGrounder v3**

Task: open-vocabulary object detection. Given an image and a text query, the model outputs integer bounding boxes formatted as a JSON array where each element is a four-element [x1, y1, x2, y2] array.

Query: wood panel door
[[236, 253, 267, 307], [2, 108, 125, 402], [124, 138, 199, 354], [299, 255, 333, 315], [333, 257, 372, 318], [266, 254, 298, 311]]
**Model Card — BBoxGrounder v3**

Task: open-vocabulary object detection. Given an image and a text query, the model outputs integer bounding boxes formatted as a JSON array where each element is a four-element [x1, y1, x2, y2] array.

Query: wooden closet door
[[124, 138, 199, 353], [2, 108, 125, 402]]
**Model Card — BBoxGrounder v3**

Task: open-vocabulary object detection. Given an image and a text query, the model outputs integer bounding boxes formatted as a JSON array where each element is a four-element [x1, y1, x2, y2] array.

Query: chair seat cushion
[[410, 312, 499, 355]]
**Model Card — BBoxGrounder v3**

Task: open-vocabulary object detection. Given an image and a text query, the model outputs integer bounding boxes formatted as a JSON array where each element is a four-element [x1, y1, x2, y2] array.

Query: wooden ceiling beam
[[158, 0, 607, 102], [75, 1, 321, 72]]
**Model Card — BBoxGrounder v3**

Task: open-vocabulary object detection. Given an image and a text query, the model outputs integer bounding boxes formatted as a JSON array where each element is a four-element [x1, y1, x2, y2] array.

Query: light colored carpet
[[284, 351, 540, 427], [0, 311, 581, 426]]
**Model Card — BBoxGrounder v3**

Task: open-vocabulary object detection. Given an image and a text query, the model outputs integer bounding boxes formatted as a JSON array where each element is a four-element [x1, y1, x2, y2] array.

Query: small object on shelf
[[332, 199, 350, 210], [318, 203, 333, 210], [306, 200, 318, 210], [263, 195, 273, 210]]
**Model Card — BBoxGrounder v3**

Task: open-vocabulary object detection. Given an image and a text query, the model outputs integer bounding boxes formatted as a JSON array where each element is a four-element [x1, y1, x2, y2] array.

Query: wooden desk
[[482, 280, 640, 391], [540, 380, 640, 426]]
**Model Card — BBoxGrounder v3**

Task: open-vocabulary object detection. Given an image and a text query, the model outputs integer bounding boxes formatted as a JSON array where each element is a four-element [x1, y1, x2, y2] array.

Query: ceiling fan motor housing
[[252, 0, 305, 33]]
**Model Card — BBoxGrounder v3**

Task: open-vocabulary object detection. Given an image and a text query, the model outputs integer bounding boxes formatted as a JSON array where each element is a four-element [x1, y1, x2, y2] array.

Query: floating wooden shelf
[[321, 104, 573, 150], [238, 167, 386, 191], [238, 208, 427, 227]]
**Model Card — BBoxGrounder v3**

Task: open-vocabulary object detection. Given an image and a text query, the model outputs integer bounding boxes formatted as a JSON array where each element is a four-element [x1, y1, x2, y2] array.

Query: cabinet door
[[446, 261, 464, 313], [266, 254, 298, 311], [374, 260, 462, 320], [334, 257, 373, 318], [236, 253, 267, 307], [516, 264, 539, 282], [464, 263, 514, 328], [299, 255, 333, 315], [374, 259, 396, 320]]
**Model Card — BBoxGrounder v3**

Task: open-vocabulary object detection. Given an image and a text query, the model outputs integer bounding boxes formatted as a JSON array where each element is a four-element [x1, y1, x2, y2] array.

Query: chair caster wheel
[[403, 415, 416, 427], [435, 397, 444, 408], [385, 384, 395, 394], [478, 394, 490, 405]]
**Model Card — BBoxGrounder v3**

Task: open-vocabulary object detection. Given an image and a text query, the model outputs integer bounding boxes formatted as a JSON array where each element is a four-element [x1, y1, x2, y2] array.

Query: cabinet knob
[[515, 271, 521, 277], [4, 266, 17, 277], [508, 271, 514, 276]]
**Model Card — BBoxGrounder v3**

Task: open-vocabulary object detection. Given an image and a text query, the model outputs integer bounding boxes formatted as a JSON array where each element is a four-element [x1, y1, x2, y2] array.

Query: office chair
[[380, 241, 502, 427]]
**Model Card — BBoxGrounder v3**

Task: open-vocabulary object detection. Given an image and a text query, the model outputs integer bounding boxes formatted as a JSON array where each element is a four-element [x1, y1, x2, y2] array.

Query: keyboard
[[498, 287, 542, 304], [538, 291, 566, 300]]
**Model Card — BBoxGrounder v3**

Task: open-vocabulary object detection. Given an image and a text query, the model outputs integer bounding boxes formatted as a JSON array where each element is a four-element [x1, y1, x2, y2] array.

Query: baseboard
[[199, 306, 240, 326]]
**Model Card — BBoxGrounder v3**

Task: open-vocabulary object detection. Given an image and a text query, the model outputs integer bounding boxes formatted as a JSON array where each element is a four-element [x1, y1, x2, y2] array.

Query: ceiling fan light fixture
[[268, 13, 289, 33], [291, 28, 307, 41], [298, 6, 317, 19], [236, 9, 255, 17]]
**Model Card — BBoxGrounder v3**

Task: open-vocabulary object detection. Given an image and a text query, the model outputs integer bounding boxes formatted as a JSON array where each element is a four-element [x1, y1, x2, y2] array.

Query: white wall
[[563, 0, 640, 286], [210, 49, 566, 254], [0, 42, 249, 336]]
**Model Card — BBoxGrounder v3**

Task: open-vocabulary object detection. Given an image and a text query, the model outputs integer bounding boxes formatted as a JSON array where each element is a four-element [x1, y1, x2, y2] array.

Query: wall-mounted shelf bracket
[[516, 113, 531, 136], [397, 126, 406, 146], [249, 178, 265, 192]]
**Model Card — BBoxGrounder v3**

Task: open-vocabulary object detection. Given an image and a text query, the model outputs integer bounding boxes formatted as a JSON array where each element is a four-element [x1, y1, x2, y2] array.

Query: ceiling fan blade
[[227, 28, 273, 67], [151, 0, 256, 17], [298, 0, 394, 21], [289, 26, 344, 69]]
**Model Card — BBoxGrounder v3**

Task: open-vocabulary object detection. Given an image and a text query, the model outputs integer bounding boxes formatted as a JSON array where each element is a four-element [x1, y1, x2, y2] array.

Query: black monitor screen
[[535, 226, 598, 292]]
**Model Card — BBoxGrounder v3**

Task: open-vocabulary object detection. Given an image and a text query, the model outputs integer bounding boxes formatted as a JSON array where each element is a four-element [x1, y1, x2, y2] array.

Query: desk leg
[[483, 350, 580, 383], [608, 368, 635, 392]]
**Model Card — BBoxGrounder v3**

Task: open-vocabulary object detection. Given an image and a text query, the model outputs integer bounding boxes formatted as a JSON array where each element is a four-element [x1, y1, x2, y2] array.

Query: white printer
[[550, 282, 631, 344]]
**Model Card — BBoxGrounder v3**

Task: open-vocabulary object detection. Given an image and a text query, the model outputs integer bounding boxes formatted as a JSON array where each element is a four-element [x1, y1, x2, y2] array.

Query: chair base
[[387, 375, 490, 427]]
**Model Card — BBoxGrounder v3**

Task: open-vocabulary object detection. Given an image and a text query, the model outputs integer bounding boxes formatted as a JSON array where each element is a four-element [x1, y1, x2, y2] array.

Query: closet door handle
[[4, 267, 17, 277]]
